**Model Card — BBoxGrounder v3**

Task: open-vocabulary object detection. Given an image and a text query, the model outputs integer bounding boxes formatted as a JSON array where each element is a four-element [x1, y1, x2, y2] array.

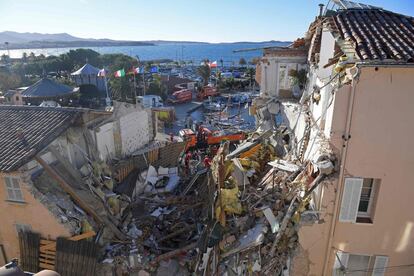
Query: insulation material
[[220, 186, 242, 215]]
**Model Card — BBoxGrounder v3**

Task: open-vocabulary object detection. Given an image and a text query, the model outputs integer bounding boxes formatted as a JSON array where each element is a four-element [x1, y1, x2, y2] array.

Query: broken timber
[[35, 156, 127, 240]]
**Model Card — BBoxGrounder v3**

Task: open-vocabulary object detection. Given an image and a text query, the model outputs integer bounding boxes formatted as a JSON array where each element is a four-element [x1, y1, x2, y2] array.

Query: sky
[[0, 0, 414, 43]]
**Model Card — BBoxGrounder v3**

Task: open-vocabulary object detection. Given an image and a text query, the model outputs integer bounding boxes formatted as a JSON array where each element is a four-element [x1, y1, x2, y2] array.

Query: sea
[[0, 41, 289, 66]]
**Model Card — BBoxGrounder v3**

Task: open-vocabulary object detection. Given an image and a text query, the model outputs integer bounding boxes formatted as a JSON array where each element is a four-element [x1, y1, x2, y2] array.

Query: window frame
[[357, 179, 378, 218], [333, 252, 389, 276], [4, 176, 25, 203], [339, 177, 380, 224]]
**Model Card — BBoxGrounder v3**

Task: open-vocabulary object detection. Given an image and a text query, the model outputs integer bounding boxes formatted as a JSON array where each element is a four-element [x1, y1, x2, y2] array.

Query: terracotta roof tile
[[0, 106, 80, 172], [331, 9, 414, 62]]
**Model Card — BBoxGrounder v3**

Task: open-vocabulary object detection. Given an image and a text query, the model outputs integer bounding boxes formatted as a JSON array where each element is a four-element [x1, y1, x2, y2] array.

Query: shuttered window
[[339, 178, 363, 222], [372, 256, 389, 276], [333, 253, 388, 276], [333, 251, 349, 276], [4, 176, 24, 202]]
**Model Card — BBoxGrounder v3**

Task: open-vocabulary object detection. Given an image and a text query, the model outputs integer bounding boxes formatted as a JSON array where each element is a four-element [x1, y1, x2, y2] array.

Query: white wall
[[119, 109, 151, 155], [317, 28, 336, 80], [260, 56, 307, 98], [95, 122, 115, 161]]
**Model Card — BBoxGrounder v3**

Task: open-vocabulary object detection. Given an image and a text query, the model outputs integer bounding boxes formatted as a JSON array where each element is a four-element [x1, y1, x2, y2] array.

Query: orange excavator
[[179, 126, 246, 151], [197, 86, 219, 100]]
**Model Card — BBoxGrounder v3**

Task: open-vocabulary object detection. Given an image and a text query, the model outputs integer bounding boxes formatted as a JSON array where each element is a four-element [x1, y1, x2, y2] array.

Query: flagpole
[[133, 71, 137, 104], [104, 72, 110, 107], [143, 69, 146, 96]]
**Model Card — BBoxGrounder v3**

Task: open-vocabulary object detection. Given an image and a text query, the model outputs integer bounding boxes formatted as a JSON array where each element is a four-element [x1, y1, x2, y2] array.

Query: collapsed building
[[0, 103, 187, 275], [1, 1, 414, 275], [253, 0, 414, 275]]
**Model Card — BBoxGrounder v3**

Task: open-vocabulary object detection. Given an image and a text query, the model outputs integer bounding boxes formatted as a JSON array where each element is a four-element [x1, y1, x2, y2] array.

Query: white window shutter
[[339, 178, 363, 222], [333, 251, 349, 276], [372, 256, 388, 276]]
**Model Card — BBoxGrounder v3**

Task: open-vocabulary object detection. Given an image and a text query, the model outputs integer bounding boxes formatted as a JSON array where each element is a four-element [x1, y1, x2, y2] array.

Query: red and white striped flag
[[209, 61, 218, 68]]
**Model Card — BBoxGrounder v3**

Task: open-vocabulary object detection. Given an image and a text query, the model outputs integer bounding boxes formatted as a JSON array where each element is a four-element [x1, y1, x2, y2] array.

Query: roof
[[0, 106, 80, 172], [263, 47, 308, 58], [22, 78, 75, 98], [71, 63, 100, 76], [3, 90, 18, 97], [333, 0, 380, 10], [330, 8, 414, 62]]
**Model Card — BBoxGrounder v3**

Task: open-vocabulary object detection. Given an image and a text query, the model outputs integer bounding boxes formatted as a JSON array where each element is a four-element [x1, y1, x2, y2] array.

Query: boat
[[203, 99, 226, 112]]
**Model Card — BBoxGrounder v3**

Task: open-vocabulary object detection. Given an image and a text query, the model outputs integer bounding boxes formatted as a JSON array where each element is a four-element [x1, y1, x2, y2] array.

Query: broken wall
[[95, 122, 115, 161], [119, 110, 150, 155], [325, 66, 414, 275], [0, 171, 71, 266]]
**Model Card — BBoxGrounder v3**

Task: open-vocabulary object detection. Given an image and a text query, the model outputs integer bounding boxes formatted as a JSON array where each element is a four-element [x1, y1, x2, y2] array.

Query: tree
[[148, 74, 167, 100], [219, 59, 224, 68], [289, 69, 307, 89], [29, 52, 36, 60], [108, 54, 138, 102], [246, 67, 255, 89], [197, 63, 211, 86], [250, 57, 260, 66], [239, 58, 247, 67], [1, 54, 8, 64], [0, 71, 22, 91], [22, 52, 28, 63]]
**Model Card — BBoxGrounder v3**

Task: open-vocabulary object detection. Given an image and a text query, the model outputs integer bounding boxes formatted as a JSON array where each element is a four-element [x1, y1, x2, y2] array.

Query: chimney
[[319, 3, 325, 17]]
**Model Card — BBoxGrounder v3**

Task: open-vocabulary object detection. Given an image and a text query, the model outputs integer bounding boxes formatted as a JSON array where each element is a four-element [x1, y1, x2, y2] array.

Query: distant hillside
[[0, 31, 82, 43], [0, 31, 291, 50], [0, 31, 154, 49]]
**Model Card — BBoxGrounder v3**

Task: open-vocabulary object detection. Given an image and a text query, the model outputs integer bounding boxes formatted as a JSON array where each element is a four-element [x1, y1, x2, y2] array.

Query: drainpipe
[[322, 66, 360, 275]]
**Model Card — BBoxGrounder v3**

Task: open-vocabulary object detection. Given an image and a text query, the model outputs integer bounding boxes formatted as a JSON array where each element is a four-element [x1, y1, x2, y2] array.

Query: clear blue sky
[[1, 0, 413, 43]]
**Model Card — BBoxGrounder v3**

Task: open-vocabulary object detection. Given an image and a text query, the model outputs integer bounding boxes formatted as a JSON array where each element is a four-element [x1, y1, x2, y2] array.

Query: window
[[333, 252, 388, 276], [15, 96, 19, 101], [339, 177, 379, 223], [4, 176, 24, 202]]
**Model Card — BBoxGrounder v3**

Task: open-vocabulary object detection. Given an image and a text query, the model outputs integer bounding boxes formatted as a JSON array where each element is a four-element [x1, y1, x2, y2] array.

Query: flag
[[97, 68, 107, 77], [209, 61, 218, 68], [114, 69, 125, 78], [128, 67, 142, 75], [150, 66, 158, 73]]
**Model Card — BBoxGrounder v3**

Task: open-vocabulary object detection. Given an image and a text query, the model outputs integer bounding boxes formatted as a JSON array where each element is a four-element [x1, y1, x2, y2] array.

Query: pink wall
[[295, 66, 414, 275], [329, 67, 414, 275]]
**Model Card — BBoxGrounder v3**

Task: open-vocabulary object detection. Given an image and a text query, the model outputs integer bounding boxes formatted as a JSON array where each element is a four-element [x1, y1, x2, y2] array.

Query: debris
[[222, 224, 268, 258], [268, 159, 301, 172], [262, 207, 280, 233]]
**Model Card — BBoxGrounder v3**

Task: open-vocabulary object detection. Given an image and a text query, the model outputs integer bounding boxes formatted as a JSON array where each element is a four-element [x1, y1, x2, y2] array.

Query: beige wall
[[0, 171, 70, 265], [295, 66, 414, 275]]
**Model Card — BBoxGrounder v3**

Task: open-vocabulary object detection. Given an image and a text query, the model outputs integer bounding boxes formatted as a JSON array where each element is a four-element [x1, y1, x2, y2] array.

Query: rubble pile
[[89, 127, 335, 275], [195, 131, 334, 275]]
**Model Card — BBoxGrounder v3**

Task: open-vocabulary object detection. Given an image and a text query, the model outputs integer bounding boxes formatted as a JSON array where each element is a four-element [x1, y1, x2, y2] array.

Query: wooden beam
[[35, 156, 127, 240], [40, 231, 97, 252], [151, 242, 197, 265], [35, 156, 104, 225]]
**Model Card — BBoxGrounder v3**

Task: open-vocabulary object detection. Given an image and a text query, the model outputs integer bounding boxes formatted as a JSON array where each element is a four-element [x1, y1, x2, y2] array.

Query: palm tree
[[22, 52, 28, 63], [197, 64, 211, 86], [29, 52, 36, 60], [239, 58, 247, 68], [219, 59, 224, 68], [246, 67, 255, 89], [1, 54, 8, 63]]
